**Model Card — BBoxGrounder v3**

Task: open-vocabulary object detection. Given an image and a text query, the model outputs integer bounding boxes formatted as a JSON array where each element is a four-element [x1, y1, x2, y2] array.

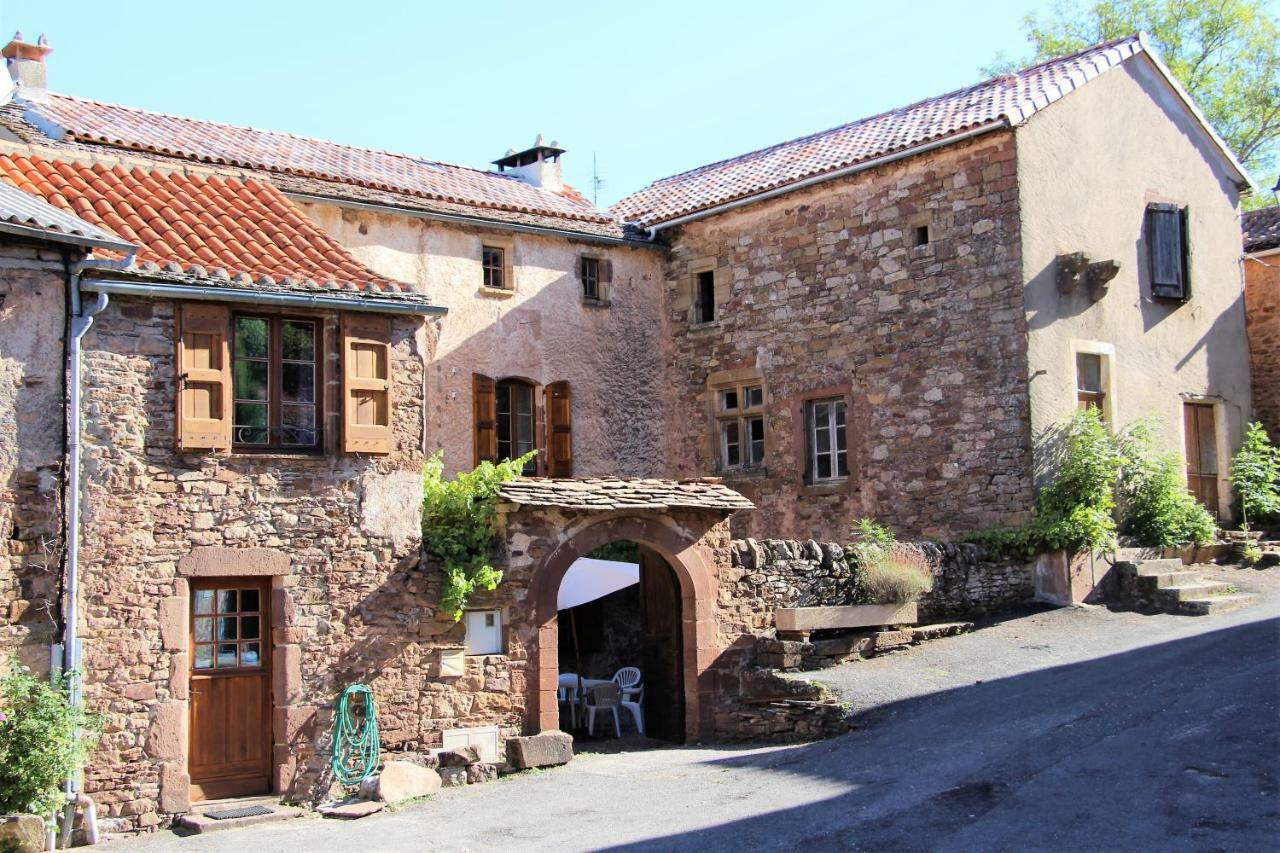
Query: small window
[[806, 398, 849, 483], [581, 256, 600, 300], [465, 610, 504, 655], [232, 315, 319, 449], [1075, 352, 1106, 415], [482, 246, 506, 290], [913, 225, 930, 247], [1146, 203, 1189, 300], [715, 382, 765, 470], [695, 270, 716, 324]]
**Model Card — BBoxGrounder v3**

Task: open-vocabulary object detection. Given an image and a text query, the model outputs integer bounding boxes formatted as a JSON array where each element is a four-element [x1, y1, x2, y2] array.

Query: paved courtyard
[[115, 565, 1279, 852]]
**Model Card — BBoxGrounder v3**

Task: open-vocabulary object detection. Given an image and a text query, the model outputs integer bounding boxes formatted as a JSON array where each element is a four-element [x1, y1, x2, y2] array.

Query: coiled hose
[[331, 683, 381, 786]]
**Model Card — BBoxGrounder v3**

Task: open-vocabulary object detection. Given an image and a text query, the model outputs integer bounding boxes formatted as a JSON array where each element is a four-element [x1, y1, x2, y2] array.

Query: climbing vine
[[421, 451, 535, 620]]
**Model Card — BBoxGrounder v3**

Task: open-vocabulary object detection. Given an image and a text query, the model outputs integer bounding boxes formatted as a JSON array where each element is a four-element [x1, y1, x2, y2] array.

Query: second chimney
[[3, 31, 51, 94], [492, 135, 564, 193]]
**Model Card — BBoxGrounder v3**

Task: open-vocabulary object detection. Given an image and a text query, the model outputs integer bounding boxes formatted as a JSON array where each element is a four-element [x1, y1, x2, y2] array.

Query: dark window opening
[[483, 246, 506, 290], [914, 225, 930, 246], [232, 315, 319, 450], [695, 270, 715, 324], [581, 256, 600, 300], [496, 379, 537, 474]]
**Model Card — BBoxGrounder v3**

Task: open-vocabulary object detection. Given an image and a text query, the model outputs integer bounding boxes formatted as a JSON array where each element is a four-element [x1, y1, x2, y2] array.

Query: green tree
[[986, 0, 1280, 196], [1230, 421, 1280, 525], [1117, 419, 1217, 546]]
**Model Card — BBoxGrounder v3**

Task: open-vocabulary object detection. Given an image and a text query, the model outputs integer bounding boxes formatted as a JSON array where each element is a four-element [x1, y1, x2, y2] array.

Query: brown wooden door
[[1184, 402, 1220, 516], [189, 579, 271, 800], [637, 547, 686, 743]]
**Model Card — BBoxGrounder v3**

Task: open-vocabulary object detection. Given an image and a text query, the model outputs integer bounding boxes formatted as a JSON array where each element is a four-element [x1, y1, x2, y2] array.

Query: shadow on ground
[[607, 615, 1280, 852]]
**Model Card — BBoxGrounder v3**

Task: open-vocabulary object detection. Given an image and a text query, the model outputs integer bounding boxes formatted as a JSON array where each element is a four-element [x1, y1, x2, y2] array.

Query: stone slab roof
[[15, 92, 614, 230], [612, 35, 1247, 227], [0, 177, 132, 249], [1244, 205, 1280, 254], [0, 151, 428, 299], [497, 478, 755, 512]]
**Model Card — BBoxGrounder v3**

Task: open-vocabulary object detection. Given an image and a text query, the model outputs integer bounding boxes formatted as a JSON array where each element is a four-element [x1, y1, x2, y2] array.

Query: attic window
[[913, 225, 930, 247]]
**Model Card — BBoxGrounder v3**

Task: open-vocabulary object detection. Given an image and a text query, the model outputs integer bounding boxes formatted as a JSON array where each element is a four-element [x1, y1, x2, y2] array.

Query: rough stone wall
[[72, 295, 473, 831], [297, 202, 669, 479], [659, 132, 1032, 541], [725, 538, 1034, 624], [0, 239, 68, 674], [1245, 255, 1280, 439]]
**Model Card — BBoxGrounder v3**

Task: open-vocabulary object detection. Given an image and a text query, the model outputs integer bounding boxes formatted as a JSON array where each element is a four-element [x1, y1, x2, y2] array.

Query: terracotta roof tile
[[0, 152, 409, 294], [23, 92, 612, 226], [497, 477, 754, 512], [1244, 205, 1280, 254], [612, 36, 1147, 226]]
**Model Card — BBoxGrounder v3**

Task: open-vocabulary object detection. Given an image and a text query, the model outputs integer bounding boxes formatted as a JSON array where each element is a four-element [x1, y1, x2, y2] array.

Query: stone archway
[[495, 478, 753, 742]]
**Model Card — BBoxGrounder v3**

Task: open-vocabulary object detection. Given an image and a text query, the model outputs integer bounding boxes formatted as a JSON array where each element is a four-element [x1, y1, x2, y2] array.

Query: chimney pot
[[492, 136, 566, 193], [3, 30, 52, 93]]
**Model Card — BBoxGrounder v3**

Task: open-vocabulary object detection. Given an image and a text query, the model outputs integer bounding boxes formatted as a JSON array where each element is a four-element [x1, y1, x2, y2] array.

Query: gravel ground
[[113, 564, 1279, 852]]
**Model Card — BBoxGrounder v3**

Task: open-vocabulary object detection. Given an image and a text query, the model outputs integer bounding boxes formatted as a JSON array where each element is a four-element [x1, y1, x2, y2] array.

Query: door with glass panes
[[189, 578, 271, 800]]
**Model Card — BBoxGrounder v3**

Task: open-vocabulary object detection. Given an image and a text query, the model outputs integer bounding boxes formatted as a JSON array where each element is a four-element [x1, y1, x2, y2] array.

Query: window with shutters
[[496, 379, 537, 473], [1145, 203, 1190, 301], [231, 315, 320, 450], [473, 375, 572, 476], [715, 382, 765, 470], [177, 303, 233, 451], [805, 397, 849, 483]]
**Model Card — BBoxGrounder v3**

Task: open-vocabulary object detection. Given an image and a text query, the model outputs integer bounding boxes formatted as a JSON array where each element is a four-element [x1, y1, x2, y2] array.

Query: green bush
[[1230, 422, 1280, 526], [0, 665, 100, 817], [1025, 408, 1123, 552], [959, 525, 1035, 559], [422, 451, 535, 619], [1118, 420, 1217, 547]]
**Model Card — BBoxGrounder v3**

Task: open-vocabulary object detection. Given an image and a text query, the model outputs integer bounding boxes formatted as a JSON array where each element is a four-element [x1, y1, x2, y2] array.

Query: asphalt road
[[116, 566, 1279, 852]]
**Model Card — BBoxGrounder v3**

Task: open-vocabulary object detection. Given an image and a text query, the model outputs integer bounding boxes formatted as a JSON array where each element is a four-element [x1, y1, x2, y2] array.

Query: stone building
[[613, 34, 1253, 537], [0, 28, 1261, 834], [1244, 205, 1280, 439]]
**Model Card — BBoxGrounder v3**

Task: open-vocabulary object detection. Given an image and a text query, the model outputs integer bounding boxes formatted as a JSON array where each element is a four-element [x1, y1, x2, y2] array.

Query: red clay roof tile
[[0, 153, 409, 293]]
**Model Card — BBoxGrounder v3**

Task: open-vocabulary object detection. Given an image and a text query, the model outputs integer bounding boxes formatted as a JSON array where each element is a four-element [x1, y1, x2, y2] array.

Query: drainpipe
[[59, 253, 134, 849]]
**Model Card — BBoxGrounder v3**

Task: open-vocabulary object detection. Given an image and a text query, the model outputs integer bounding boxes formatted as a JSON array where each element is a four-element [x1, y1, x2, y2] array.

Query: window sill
[[720, 466, 769, 482], [689, 320, 721, 332], [479, 286, 516, 299], [800, 478, 850, 497], [582, 297, 611, 309]]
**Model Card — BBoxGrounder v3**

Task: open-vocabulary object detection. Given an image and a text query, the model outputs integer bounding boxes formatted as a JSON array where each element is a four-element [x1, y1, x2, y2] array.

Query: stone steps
[[1115, 557, 1255, 616], [178, 798, 303, 834]]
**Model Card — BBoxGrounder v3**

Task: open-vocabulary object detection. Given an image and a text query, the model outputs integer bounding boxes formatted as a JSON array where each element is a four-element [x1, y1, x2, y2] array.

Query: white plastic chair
[[585, 682, 621, 737], [621, 683, 645, 735], [612, 667, 642, 702]]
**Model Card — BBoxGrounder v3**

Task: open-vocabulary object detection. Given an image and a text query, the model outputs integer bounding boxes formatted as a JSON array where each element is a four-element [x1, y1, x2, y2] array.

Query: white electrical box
[[464, 609, 503, 655]]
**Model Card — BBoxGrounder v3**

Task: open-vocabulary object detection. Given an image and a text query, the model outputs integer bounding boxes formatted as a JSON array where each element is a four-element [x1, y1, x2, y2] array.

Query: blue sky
[[0, 0, 1054, 207]]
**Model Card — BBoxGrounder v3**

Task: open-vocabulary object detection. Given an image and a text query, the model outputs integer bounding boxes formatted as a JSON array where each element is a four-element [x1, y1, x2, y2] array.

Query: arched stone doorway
[[495, 478, 753, 742]]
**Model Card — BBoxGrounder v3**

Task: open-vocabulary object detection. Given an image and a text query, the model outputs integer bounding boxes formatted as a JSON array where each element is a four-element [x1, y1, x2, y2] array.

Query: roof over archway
[[497, 477, 754, 513]]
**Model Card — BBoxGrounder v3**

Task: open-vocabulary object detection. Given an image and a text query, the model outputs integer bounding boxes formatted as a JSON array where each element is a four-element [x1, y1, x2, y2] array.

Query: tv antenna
[[592, 152, 606, 207]]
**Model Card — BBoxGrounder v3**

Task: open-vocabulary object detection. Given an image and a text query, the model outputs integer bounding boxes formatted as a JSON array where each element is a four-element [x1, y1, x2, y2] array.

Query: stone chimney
[[492, 135, 565, 193], [2, 31, 52, 94]]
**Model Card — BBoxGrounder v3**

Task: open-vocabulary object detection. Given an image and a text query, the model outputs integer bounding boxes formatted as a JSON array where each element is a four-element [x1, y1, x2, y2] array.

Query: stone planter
[[775, 602, 918, 633]]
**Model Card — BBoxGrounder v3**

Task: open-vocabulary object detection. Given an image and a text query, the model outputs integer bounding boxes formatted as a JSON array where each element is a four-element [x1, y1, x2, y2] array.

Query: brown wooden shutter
[[473, 373, 498, 465], [176, 302, 232, 450], [600, 259, 613, 284], [1147, 204, 1188, 299], [545, 380, 573, 478], [342, 314, 393, 454]]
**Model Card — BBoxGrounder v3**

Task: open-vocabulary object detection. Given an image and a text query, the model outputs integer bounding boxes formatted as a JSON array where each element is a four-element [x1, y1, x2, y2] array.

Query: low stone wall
[[726, 538, 1035, 626]]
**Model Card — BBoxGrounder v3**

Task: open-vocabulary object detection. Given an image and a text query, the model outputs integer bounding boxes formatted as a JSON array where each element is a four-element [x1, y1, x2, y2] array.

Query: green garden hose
[[331, 683, 381, 786]]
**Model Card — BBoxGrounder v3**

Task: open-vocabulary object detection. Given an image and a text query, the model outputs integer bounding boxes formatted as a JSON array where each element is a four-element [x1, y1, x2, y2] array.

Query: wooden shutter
[[473, 373, 498, 465], [176, 303, 232, 450], [545, 381, 573, 477], [1147, 204, 1189, 300], [600, 259, 613, 285], [342, 315, 393, 454]]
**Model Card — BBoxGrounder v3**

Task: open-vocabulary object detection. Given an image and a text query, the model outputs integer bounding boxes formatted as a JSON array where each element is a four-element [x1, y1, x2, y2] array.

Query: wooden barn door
[[638, 547, 686, 742], [189, 578, 272, 800]]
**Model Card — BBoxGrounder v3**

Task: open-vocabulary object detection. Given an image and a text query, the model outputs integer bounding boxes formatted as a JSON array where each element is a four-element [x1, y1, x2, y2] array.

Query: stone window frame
[[688, 258, 720, 327], [706, 367, 768, 477], [479, 235, 517, 298], [579, 254, 605, 304], [1069, 339, 1116, 425], [790, 383, 858, 496]]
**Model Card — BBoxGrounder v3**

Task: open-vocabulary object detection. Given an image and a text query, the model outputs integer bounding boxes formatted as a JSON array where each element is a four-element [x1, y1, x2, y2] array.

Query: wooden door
[[1184, 402, 1220, 516], [189, 579, 272, 800], [637, 547, 685, 742]]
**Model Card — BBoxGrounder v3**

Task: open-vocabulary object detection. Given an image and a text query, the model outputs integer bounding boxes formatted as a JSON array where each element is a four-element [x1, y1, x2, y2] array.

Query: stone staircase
[[1114, 556, 1255, 616]]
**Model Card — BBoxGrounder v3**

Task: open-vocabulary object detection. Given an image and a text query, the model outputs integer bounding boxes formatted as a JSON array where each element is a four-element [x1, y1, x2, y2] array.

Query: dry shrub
[[861, 544, 934, 604]]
